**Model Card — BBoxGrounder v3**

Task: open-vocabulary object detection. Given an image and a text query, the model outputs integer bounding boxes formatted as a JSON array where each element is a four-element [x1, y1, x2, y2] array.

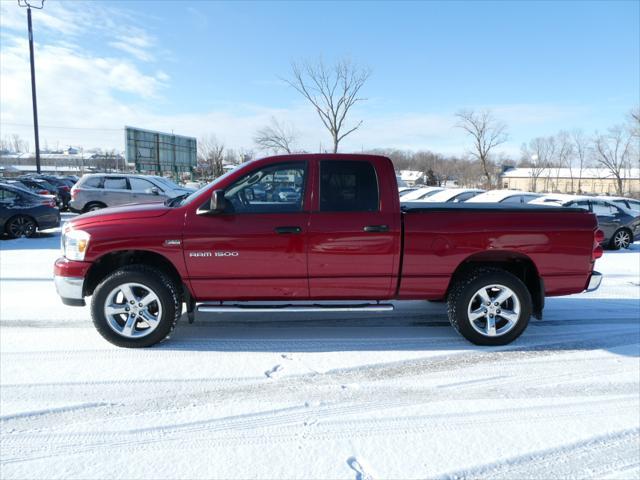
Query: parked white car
[[419, 188, 485, 203], [400, 186, 444, 201], [466, 189, 542, 204]]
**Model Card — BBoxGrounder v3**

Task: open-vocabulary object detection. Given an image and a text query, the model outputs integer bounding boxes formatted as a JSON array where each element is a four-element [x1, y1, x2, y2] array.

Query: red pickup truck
[[54, 154, 603, 348]]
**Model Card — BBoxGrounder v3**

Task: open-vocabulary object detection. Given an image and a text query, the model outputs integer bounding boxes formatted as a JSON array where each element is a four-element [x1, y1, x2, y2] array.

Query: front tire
[[447, 268, 532, 346], [609, 228, 631, 250], [91, 265, 182, 347]]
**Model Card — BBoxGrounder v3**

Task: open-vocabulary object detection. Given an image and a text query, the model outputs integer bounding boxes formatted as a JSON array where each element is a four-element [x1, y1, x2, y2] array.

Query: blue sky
[[1, 0, 638, 156]]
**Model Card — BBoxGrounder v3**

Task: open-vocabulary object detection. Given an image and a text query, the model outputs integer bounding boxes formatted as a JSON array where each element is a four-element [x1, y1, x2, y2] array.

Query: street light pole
[[19, 0, 45, 174]]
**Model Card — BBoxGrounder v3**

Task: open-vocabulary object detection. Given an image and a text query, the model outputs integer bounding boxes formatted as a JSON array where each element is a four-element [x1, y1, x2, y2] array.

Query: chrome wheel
[[88, 204, 103, 212], [467, 284, 521, 337], [613, 230, 631, 249], [7, 216, 36, 238], [103, 282, 163, 339]]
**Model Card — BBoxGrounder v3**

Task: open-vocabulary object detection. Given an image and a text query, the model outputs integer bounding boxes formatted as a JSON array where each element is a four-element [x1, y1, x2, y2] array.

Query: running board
[[197, 303, 395, 313]]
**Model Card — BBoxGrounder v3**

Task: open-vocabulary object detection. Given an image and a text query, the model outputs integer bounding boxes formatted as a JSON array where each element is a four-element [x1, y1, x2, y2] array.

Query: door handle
[[275, 226, 302, 234], [363, 225, 389, 233]]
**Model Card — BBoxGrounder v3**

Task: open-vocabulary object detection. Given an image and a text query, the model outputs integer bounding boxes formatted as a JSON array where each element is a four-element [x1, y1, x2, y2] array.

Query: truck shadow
[[159, 298, 639, 357]]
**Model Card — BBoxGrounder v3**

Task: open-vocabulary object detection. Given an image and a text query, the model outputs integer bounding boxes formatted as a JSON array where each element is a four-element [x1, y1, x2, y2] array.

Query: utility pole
[[18, 0, 45, 174]]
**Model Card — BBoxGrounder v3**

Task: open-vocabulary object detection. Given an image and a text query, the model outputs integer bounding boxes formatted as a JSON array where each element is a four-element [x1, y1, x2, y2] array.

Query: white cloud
[[0, 1, 596, 158]]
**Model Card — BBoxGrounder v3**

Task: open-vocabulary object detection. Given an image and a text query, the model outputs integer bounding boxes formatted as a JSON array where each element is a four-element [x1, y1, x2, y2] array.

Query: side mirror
[[209, 189, 226, 213], [146, 187, 160, 195]]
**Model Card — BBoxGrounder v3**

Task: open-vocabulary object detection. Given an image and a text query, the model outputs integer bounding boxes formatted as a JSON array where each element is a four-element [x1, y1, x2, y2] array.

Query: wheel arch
[[83, 249, 190, 301], [447, 250, 544, 319]]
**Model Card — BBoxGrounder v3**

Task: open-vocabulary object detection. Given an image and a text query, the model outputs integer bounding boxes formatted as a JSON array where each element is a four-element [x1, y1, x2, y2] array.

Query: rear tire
[[609, 228, 631, 250], [91, 265, 182, 348], [84, 202, 106, 212], [5, 215, 37, 238], [447, 268, 532, 346]]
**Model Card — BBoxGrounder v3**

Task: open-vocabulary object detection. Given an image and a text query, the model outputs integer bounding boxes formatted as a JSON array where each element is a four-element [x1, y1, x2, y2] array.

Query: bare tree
[[522, 136, 555, 192], [284, 58, 371, 153], [198, 135, 225, 178], [253, 117, 297, 154], [10, 134, 28, 153], [455, 109, 508, 188], [594, 125, 633, 195], [571, 129, 590, 193], [554, 131, 574, 192], [630, 107, 640, 138]]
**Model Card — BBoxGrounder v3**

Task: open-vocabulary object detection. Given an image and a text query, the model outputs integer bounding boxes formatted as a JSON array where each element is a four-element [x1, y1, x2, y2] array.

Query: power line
[[0, 122, 124, 132]]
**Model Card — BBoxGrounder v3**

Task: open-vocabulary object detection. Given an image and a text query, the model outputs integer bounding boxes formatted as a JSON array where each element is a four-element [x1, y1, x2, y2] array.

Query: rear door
[[102, 177, 132, 207], [183, 160, 310, 300], [307, 158, 401, 299]]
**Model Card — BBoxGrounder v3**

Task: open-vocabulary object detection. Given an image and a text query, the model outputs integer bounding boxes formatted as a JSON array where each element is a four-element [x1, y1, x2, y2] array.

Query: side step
[[197, 303, 394, 313]]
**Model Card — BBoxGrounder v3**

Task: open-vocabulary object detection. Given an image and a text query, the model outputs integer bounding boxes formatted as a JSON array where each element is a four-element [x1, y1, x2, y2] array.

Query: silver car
[[70, 174, 195, 212]]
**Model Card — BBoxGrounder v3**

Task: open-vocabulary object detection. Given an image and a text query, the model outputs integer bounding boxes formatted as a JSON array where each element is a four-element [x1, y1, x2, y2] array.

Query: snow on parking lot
[[1, 214, 639, 479]]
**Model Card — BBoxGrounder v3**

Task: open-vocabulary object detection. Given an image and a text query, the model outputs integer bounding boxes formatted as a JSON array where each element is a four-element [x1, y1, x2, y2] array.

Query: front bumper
[[586, 271, 602, 292], [54, 275, 85, 306], [54, 257, 91, 306]]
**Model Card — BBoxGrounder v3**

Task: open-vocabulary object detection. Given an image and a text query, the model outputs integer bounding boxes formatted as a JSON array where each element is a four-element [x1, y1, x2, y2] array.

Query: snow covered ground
[[1, 213, 639, 479]]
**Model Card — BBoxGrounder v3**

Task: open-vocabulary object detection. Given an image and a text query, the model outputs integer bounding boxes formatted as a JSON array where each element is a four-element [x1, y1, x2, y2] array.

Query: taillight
[[594, 229, 605, 244], [38, 190, 48, 195], [592, 229, 604, 261], [71, 188, 79, 200], [41, 198, 55, 208], [60, 185, 70, 191]]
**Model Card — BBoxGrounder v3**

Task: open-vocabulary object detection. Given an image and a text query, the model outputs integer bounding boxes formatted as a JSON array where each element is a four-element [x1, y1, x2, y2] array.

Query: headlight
[[62, 228, 90, 261]]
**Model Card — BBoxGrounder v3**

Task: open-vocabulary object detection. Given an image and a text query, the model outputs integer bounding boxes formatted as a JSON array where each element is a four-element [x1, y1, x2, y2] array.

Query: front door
[[307, 159, 401, 299], [183, 161, 310, 300], [129, 177, 166, 205]]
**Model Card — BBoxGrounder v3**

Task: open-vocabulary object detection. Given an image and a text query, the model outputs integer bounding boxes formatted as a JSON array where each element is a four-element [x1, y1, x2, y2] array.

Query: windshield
[[154, 176, 181, 189], [172, 165, 244, 207]]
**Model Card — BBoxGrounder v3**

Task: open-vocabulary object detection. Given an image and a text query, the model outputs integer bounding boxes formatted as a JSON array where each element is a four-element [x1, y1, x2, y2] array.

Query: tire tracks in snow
[[2, 333, 637, 434], [441, 428, 640, 480], [2, 396, 638, 465]]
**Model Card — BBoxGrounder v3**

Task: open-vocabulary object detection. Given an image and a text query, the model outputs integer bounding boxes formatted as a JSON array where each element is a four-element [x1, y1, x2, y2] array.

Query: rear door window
[[83, 177, 103, 188], [103, 177, 129, 190], [0, 188, 19, 203], [320, 161, 379, 212], [591, 201, 617, 217]]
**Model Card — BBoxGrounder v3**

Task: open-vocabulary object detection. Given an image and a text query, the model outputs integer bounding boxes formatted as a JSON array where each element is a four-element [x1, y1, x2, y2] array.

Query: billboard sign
[[125, 126, 197, 174]]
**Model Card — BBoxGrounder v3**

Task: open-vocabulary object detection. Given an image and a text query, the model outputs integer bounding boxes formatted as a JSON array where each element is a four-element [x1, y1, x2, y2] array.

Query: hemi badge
[[163, 239, 181, 246]]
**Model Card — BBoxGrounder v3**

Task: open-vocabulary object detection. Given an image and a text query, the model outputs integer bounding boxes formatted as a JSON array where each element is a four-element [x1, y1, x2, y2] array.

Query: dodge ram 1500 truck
[[54, 154, 603, 348]]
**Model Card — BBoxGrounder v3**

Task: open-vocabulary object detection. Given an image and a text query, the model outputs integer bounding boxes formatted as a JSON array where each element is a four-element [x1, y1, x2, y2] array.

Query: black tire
[[5, 215, 37, 238], [447, 268, 532, 346], [84, 202, 106, 212], [609, 228, 632, 250], [91, 265, 182, 348]]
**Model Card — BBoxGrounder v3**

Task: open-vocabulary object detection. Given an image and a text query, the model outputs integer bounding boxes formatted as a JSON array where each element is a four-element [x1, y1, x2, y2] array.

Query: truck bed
[[398, 202, 597, 300]]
